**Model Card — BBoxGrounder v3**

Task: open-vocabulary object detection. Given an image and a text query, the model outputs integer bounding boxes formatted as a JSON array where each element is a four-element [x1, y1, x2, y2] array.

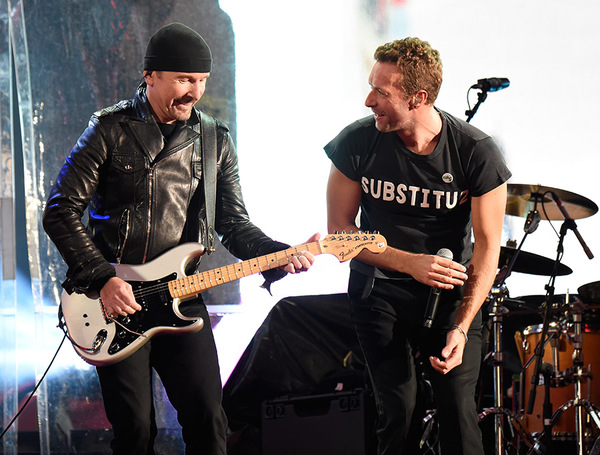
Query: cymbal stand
[[481, 286, 540, 454], [480, 207, 543, 454]]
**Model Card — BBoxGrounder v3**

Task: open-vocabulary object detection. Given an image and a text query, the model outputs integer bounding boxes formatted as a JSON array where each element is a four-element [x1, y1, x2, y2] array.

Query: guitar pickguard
[[106, 272, 199, 356]]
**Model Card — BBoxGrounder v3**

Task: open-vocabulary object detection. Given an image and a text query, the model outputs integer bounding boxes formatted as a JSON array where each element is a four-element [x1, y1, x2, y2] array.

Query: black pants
[[96, 303, 227, 455], [348, 270, 484, 455]]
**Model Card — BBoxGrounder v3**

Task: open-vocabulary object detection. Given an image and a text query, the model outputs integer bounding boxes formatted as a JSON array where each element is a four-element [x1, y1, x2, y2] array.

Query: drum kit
[[479, 183, 600, 455]]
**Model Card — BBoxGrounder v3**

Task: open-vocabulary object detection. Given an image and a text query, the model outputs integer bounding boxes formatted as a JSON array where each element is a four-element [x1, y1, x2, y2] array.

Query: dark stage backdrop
[[2, 1, 238, 453], [24, 0, 239, 309]]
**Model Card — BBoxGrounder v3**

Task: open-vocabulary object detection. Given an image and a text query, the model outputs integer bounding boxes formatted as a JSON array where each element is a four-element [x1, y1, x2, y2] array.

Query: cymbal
[[506, 184, 598, 220], [578, 281, 600, 302], [514, 294, 574, 307], [502, 298, 541, 313], [499, 294, 573, 317], [499, 246, 572, 276]]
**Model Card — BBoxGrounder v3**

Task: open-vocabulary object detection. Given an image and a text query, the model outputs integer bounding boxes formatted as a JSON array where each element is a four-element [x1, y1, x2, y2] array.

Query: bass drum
[[518, 322, 600, 439]]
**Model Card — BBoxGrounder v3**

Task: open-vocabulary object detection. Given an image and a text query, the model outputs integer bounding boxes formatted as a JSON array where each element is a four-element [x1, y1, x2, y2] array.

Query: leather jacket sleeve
[[42, 118, 117, 295]]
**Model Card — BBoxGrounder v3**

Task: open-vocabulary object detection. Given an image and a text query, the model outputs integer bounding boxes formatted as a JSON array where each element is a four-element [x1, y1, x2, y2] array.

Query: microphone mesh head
[[437, 248, 453, 260]]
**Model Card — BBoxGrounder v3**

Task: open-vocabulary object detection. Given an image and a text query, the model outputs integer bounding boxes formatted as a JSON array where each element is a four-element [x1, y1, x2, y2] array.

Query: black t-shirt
[[158, 121, 179, 139], [325, 109, 512, 278]]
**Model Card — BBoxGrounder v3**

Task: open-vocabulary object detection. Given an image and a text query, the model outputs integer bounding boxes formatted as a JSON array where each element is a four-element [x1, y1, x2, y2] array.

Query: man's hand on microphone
[[407, 253, 468, 289]]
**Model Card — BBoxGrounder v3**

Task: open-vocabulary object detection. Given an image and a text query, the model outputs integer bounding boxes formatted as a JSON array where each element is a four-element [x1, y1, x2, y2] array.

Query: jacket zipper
[[115, 209, 131, 265], [141, 135, 199, 263], [142, 167, 154, 263]]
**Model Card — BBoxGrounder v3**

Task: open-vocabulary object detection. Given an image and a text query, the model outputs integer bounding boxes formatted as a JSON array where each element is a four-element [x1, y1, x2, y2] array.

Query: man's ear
[[410, 90, 428, 109], [144, 71, 154, 86]]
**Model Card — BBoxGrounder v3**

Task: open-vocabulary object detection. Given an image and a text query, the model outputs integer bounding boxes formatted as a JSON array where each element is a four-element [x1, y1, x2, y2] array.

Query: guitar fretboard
[[168, 242, 323, 299]]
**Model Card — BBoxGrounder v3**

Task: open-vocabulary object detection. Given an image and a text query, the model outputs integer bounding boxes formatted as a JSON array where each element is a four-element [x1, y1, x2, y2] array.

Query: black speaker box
[[261, 389, 372, 455]]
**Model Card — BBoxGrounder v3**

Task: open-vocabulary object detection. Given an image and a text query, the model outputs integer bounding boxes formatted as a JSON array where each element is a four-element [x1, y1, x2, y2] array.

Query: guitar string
[[125, 238, 370, 301], [128, 250, 305, 300]]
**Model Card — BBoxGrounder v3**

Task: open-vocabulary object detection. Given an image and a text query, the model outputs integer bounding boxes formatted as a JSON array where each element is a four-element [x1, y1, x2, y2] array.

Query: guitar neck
[[168, 242, 323, 299]]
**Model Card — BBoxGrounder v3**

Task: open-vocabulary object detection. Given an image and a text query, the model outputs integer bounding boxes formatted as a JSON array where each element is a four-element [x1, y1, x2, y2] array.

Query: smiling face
[[145, 71, 210, 124], [364, 61, 413, 133]]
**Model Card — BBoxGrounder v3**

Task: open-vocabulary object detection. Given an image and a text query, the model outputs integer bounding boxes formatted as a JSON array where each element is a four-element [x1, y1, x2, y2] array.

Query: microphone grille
[[436, 248, 453, 260]]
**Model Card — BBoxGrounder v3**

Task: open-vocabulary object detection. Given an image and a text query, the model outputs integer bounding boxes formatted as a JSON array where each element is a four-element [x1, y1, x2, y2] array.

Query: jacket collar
[[130, 84, 200, 162]]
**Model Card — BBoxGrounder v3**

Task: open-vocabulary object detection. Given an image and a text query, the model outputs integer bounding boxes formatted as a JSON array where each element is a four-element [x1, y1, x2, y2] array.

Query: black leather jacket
[[43, 85, 287, 294]]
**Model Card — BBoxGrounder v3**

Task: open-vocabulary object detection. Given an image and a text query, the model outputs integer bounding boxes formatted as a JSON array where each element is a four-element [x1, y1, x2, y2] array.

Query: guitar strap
[[199, 112, 217, 254]]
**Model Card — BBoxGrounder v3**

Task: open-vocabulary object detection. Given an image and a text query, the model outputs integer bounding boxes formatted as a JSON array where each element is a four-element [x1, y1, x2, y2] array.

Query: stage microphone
[[423, 248, 453, 329], [471, 77, 510, 92]]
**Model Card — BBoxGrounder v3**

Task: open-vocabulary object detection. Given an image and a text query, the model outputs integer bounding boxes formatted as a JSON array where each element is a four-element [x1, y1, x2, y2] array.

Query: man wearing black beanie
[[43, 22, 318, 454]]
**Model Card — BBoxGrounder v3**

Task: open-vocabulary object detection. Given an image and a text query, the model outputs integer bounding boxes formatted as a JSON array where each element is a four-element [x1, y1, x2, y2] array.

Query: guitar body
[[61, 233, 387, 366], [61, 243, 206, 366]]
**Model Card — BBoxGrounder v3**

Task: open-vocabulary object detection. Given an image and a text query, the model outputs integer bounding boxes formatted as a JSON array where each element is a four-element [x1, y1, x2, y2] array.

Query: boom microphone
[[423, 248, 454, 329], [471, 77, 510, 92]]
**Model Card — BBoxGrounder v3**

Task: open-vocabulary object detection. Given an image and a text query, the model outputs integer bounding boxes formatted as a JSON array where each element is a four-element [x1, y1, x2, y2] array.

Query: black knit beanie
[[144, 22, 212, 73]]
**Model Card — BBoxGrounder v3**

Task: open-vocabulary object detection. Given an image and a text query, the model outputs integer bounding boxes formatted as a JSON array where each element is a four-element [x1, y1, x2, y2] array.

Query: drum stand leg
[[481, 294, 540, 454], [550, 397, 600, 454], [553, 309, 600, 455]]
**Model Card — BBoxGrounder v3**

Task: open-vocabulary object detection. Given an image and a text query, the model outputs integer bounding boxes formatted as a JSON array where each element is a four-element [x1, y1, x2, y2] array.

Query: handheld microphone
[[471, 77, 510, 92], [423, 248, 453, 329]]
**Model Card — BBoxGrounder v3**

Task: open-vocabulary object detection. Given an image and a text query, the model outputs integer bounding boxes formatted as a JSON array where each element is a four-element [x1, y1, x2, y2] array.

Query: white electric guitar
[[60, 232, 387, 366]]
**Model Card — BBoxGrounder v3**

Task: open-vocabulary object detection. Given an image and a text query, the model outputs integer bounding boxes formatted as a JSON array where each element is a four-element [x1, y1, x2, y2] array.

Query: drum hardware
[[518, 304, 600, 454], [521, 316, 568, 455], [479, 194, 550, 454], [522, 319, 571, 387], [508, 184, 596, 454], [481, 284, 542, 454], [555, 304, 600, 455], [490, 183, 598, 453], [525, 275, 570, 453]]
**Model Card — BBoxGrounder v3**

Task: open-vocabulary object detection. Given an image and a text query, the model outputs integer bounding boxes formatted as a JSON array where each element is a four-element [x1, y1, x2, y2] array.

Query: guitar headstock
[[321, 231, 387, 262]]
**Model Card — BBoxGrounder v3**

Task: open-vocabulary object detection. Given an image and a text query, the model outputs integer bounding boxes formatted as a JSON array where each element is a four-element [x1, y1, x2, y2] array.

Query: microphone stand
[[524, 230, 563, 455], [541, 362, 555, 453], [465, 90, 488, 123], [550, 192, 594, 260], [547, 192, 595, 454]]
